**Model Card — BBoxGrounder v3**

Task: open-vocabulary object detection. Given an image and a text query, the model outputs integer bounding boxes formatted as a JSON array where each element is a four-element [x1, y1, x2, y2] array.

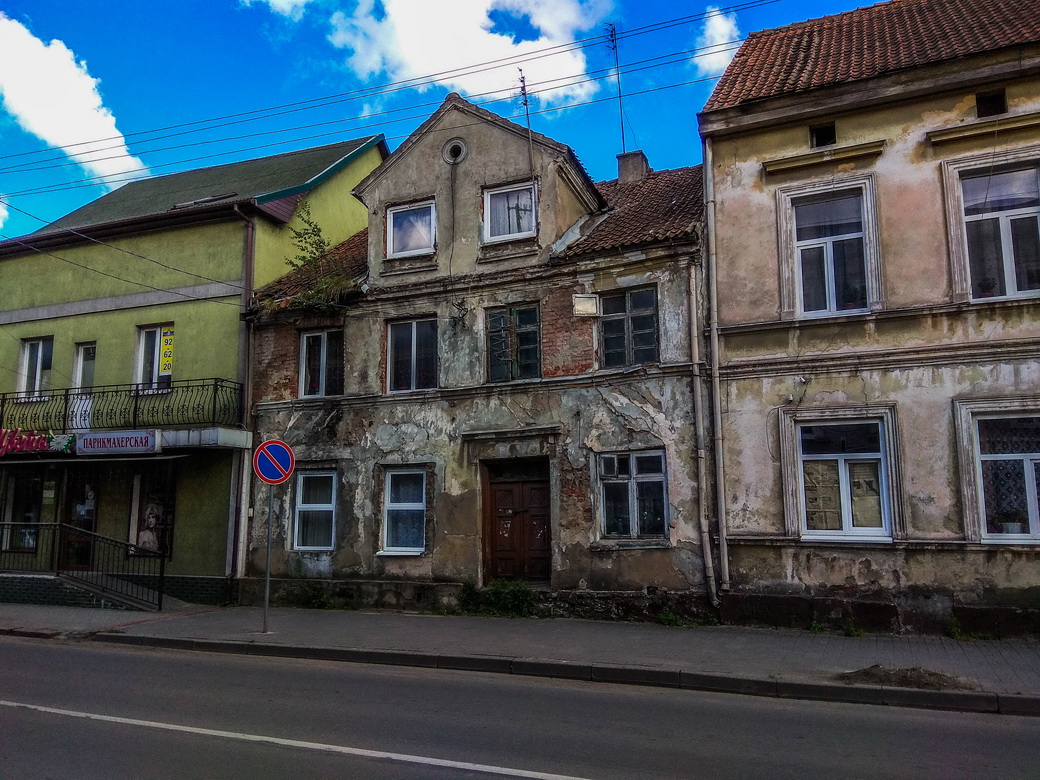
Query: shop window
[[20, 337, 53, 397], [137, 324, 173, 390], [382, 468, 426, 554], [960, 166, 1040, 300], [387, 201, 435, 258], [293, 471, 336, 550], [599, 451, 668, 538], [484, 183, 536, 243], [129, 467, 175, 556], [388, 319, 437, 391], [300, 330, 344, 398], [487, 304, 540, 382], [600, 288, 658, 368]]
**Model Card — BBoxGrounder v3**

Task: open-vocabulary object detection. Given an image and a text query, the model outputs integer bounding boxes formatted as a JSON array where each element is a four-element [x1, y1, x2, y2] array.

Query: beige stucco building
[[699, 0, 1040, 632]]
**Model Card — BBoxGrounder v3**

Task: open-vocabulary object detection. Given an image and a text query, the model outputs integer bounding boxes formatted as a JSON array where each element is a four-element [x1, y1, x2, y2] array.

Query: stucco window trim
[[776, 174, 882, 321], [779, 404, 905, 541], [955, 397, 1040, 545], [941, 144, 1040, 303]]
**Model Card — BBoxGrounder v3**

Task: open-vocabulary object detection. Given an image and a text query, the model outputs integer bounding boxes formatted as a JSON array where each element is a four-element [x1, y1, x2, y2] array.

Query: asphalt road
[[0, 637, 1037, 779]]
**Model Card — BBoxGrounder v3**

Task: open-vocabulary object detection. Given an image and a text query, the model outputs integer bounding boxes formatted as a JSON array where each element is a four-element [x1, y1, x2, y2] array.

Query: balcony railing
[[0, 522, 166, 610], [0, 378, 242, 433]]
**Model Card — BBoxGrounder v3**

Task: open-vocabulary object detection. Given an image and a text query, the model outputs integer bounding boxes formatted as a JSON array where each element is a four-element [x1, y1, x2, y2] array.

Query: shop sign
[[0, 428, 49, 457], [77, 430, 159, 456]]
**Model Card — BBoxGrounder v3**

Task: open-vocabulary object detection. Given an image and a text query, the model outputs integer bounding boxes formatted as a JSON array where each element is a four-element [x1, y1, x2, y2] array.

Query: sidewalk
[[2, 602, 1038, 716]]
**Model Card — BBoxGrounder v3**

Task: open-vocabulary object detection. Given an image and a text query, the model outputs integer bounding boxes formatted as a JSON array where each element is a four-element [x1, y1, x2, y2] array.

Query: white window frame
[[598, 450, 669, 540], [941, 148, 1040, 302], [777, 174, 881, 320], [136, 324, 173, 390], [387, 201, 436, 259], [387, 319, 437, 392], [74, 342, 97, 391], [299, 329, 343, 398], [483, 182, 537, 243], [381, 468, 427, 555], [780, 405, 902, 540], [293, 471, 336, 551], [955, 397, 1040, 544], [20, 336, 53, 397]]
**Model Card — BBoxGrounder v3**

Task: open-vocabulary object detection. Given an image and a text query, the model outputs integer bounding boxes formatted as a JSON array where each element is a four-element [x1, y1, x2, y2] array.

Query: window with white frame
[[74, 342, 96, 390], [975, 416, 1040, 540], [960, 165, 1040, 300], [599, 451, 668, 538], [21, 337, 53, 396], [137, 324, 173, 390], [797, 421, 890, 537], [383, 468, 426, 553], [484, 183, 536, 242], [600, 288, 658, 368], [777, 175, 880, 319], [293, 471, 336, 550], [300, 330, 344, 397], [387, 201, 435, 258], [388, 319, 437, 391]]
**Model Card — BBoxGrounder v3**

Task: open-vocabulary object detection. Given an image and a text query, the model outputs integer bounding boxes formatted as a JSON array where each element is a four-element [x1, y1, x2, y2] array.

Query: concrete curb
[[90, 632, 1040, 717]]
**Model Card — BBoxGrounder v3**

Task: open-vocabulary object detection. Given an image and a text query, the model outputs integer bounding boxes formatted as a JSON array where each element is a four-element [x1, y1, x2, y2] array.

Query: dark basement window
[[810, 122, 837, 149], [976, 89, 1007, 118]]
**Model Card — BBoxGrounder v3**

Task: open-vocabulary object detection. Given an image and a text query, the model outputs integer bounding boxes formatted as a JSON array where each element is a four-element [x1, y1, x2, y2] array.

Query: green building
[[0, 136, 385, 605]]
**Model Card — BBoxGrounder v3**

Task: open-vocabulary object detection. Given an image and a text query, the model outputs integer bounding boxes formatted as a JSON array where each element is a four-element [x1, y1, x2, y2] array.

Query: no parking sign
[[253, 439, 295, 485]]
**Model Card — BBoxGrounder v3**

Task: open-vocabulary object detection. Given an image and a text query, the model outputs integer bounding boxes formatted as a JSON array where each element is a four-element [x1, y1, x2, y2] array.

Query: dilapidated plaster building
[[699, 0, 1040, 632], [247, 94, 710, 614]]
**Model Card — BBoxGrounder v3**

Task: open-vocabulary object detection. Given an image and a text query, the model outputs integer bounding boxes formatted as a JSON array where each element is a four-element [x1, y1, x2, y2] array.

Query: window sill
[[591, 539, 670, 551], [762, 140, 886, 175], [801, 533, 892, 543], [926, 110, 1040, 145], [477, 238, 539, 264], [292, 547, 335, 553], [981, 536, 1039, 545], [376, 549, 425, 556], [380, 256, 438, 276]]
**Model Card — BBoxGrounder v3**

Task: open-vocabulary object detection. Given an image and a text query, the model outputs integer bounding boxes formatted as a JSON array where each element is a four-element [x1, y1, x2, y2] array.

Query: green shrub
[[484, 579, 536, 618]]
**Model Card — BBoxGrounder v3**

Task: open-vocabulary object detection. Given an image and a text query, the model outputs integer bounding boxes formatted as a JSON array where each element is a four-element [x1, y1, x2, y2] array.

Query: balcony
[[0, 378, 243, 433]]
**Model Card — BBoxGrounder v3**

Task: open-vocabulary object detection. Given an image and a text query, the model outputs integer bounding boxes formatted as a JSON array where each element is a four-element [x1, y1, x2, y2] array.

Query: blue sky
[[0, 0, 869, 239]]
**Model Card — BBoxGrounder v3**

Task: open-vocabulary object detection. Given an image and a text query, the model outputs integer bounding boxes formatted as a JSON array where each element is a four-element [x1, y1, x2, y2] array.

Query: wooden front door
[[488, 480, 551, 582]]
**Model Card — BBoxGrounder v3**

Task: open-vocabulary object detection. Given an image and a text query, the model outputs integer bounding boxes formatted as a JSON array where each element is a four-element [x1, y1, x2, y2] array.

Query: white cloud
[[0, 197, 8, 231], [0, 14, 147, 190], [693, 6, 740, 77], [242, 0, 316, 22], [328, 0, 612, 105]]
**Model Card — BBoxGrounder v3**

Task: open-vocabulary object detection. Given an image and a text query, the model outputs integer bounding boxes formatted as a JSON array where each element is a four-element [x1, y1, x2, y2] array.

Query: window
[[138, 324, 173, 390], [74, 342, 96, 390], [388, 319, 437, 391], [293, 471, 336, 550], [1, 471, 51, 552], [487, 305, 540, 381], [300, 330, 344, 398], [484, 183, 536, 242], [810, 122, 837, 148], [797, 421, 890, 537], [600, 288, 658, 368], [387, 201, 435, 258], [794, 192, 868, 314], [960, 166, 1040, 299], [383, 469, 426, 553], [599, 451, 668, 538], [21, 337, 53, 396], [777, 175, 880, 319], [974, 417, 1040, 540], [976, 89, 1007, 118]]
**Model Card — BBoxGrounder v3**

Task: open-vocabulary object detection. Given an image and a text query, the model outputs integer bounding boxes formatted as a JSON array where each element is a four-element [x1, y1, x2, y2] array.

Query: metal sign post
[[252, 440, 295, 635]]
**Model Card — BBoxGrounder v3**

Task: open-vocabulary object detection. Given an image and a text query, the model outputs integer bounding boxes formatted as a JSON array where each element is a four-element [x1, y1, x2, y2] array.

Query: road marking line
[[0, 699, 590, 780]]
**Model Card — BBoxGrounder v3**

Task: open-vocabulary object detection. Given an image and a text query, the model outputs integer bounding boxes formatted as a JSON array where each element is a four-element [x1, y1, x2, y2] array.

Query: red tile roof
[[704, 0, 1040, 112], [559, 165, 703, 259], [255, 228, 368, 312]]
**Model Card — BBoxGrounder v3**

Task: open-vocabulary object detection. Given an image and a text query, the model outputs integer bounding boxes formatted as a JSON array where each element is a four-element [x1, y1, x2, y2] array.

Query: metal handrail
[[0, 377, 242, 433]]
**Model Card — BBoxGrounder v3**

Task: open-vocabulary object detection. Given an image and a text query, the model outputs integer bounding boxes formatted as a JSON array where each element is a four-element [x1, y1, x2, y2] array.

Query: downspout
[[704, 137, 731, 592], [230, 205, 257, 581], [689, 253, 719, 607]]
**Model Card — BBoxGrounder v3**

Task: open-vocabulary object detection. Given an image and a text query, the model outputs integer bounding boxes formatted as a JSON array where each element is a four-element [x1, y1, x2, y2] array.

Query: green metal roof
[[36, 136, 385, 235]]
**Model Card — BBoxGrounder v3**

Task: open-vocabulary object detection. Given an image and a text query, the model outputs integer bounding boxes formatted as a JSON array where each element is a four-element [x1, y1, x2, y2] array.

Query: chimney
[[617, 150, 650, 183]]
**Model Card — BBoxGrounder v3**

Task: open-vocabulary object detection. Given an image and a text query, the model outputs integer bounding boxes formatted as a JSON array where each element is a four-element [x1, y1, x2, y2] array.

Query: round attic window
[[442, 137, 468, 165]]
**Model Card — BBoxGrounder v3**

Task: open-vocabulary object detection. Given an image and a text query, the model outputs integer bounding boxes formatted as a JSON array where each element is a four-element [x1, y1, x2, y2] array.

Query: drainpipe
[[689, 254, 719, 607], [704, 137, 731, 593], [231, 205, 257, 580]]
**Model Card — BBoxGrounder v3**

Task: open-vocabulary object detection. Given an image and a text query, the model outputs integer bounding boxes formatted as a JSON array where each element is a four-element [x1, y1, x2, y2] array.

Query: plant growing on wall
[[276, 200, 354, 314], [285, 201, 330, 271]]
